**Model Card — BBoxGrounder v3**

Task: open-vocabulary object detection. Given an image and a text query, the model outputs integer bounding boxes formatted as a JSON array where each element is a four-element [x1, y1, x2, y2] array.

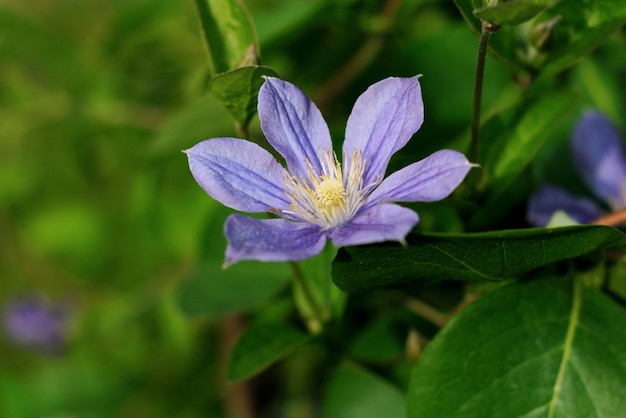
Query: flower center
[[281, 147, 371, 228], [315, 178, 345, 208]]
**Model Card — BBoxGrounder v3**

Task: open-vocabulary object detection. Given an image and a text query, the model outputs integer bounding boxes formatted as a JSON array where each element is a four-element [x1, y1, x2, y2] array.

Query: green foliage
[[407, 276, 626, 417], [479, 92, 577, 201], [455, 0, 626, 76], [194, 0, 258, 76], [474, 0, 554, 26], [333, 226, 626, 292], [209, 65, 279, 125], [322, 362, 405, 418], [228, 323, 310, 381]]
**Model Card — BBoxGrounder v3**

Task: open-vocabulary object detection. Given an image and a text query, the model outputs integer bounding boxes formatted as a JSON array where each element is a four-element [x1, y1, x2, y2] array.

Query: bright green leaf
[[322, 362, 405, 418], [209, 65, 279, 125], [474, 0, 552, 26], [332, 225, 626, 293], [194, 0, 258, 75], [228, 323, 310, 381], [407, 277, 626, 417]]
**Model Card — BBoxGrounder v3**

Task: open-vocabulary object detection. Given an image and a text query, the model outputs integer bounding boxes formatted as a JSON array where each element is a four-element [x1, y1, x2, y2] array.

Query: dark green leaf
[[332, 225, 626, 292], [228, 323, 309, 381], [194, 0, 258, 75], [322, 362, 405, 418], [474, 1, 552, 26], [407, 277, 626, 417], [209, 65, 279, 126]]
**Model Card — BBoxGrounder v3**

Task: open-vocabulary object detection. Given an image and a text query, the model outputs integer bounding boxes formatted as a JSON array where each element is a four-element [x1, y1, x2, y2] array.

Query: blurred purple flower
[[186, 76, 472, 265], [2, 297, 70, 354], [528, 111, 626, 226]]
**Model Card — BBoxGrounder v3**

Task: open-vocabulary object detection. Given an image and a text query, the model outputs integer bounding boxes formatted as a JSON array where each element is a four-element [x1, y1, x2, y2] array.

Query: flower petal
[[330, 203, 418, 247], [258, 77, 332, 180], [527, 184, 603, 227], [224, 215, 326, 266], [343, 76, 424, 186], [363, 149, 472, 210], [571, 111, 626, 209], [186, 138, 290, 213]]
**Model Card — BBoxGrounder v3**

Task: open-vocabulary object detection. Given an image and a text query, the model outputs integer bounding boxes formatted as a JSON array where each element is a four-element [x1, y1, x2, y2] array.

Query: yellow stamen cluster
[[282, 147, 368, 228]]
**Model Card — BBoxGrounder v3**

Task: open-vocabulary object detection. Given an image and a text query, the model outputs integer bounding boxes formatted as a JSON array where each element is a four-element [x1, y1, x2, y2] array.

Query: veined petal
[[343, 77, 424, 186], [330, 203, 418, 247], [186, 138, 290, 213], [364, 149, 472, 210], [224, 215, 326, 266], [258, 77, 332, 180], [572, 111, 626, 210], [527, 184, 603, 227]]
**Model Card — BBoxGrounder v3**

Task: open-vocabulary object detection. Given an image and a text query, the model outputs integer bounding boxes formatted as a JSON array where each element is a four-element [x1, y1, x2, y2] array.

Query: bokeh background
[[2, 0, 625, 417]]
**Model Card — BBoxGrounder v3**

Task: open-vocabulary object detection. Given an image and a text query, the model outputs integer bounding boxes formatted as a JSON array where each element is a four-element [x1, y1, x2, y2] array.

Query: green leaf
[[407, 277, 626, 417], [194, 0, 258, 75], [481, 92, 577, 202], [332, 225, 626, 293], [209, 65, 279, 125], [228, 323, 310, 381], [474, 0, 552, 26], [322, 362, 405, 418]]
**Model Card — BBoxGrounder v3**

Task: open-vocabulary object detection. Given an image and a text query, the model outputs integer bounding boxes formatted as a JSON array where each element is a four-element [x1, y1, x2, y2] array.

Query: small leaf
[[228, 324, 310, 381], [322, 362, 405, 418], [194, 0, 258, 75], [474, 1, 553, 26], [332, 225, 626, 292], [209, 65, 279, 126], [407, 277, 626, 417]]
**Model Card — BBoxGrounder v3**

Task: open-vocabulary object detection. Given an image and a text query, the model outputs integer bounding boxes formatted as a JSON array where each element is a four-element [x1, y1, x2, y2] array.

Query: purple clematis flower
[[528, 111, 626, 227], [186, 76, 472, 265], [2, 296, 70, 354]]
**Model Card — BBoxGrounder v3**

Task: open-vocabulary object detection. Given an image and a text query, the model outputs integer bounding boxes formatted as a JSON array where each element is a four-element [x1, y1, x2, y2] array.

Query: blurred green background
[[1, 0, 624, 417]]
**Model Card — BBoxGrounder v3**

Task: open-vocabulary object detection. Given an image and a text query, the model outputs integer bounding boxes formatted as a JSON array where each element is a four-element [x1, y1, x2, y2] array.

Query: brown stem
[[405, 298, 448, 328], [591, 208, 626, 227], [219, 315, 256, 418]]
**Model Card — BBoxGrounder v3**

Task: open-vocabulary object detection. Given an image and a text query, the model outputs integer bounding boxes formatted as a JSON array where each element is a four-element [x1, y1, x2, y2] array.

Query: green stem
[[290, 261, 324, 334], [470, 24, 492, 163], [236, 121, 249, 139]]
